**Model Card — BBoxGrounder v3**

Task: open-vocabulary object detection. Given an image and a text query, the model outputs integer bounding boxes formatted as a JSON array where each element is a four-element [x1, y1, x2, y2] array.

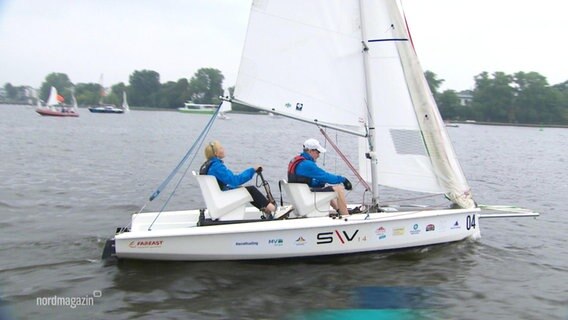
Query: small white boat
[[102, 0, 538, 262], [178, 102, 218, 114]]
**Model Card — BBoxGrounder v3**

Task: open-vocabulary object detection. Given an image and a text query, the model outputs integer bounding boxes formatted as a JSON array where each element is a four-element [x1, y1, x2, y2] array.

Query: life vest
[[199, 159, 226, 190], [287, 155, 312, 184]]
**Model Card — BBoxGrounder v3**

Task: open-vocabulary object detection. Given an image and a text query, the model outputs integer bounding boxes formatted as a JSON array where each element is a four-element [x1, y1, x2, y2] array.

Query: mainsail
[[46, 86, 59, 107], [234, 0, 474, 208]]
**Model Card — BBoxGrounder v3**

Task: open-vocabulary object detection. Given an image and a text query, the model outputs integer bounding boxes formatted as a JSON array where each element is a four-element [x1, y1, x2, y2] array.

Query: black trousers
[[245, 186, 270, 210]]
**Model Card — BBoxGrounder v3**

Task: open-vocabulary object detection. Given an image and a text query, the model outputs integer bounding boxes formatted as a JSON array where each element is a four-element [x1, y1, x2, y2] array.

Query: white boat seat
[[280, 180, 337, 218], [193, 171, 253, 220]]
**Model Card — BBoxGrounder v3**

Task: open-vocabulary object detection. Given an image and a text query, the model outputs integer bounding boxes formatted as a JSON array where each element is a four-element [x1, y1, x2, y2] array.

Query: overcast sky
[[1, 0, 566, 91]]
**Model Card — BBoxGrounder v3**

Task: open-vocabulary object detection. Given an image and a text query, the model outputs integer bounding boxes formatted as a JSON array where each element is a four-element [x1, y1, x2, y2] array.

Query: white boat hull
[[112, 207, 481, 261]]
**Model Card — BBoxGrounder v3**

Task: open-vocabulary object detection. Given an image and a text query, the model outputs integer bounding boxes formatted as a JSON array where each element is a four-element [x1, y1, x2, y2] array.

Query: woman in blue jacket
[[199, 140, 276, 217]]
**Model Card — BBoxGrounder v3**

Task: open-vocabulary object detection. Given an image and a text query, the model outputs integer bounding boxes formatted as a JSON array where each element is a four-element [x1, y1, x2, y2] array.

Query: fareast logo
[[128, 240, 164, 248]]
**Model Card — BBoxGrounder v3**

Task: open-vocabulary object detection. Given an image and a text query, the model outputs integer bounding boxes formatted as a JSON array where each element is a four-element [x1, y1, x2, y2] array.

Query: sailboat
[[102, 0, 538, 261], [217, 89, 232, 120], [35, 86, 79, 117], [121, 91, 130, 113]]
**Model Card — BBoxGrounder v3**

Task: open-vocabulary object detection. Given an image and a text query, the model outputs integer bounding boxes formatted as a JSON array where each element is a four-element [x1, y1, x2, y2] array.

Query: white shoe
[[274, 205, 294, 220]]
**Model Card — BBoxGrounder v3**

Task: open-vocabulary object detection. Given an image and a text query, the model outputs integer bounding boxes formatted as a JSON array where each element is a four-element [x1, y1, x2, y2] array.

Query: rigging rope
[[141, 103, 222, 231], [319, 128, 371, 192], [148, 104, 221, 202]]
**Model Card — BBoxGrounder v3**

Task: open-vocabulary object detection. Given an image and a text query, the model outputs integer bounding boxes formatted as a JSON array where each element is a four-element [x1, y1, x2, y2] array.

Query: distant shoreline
[[3, 103, 566, 128], [450, 120, 568, 129]]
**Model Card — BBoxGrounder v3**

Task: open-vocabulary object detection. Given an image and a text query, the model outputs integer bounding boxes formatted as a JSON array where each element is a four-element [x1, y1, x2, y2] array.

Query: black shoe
[[330, 211, 342, 218], [348, 206, 363, 214]]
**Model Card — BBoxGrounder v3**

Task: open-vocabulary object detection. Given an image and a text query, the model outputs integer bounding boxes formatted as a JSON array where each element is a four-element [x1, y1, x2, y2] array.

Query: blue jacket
[[294, 152, 346, 188], [206, 157, 255, 190]]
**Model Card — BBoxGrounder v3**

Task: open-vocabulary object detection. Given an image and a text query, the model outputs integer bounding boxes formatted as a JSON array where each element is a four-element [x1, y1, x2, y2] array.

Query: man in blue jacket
[[288, 138, 352, 216]]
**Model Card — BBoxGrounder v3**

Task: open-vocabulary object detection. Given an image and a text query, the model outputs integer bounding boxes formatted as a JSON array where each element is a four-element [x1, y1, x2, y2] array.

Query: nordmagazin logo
[[36, 290, 102, 308]]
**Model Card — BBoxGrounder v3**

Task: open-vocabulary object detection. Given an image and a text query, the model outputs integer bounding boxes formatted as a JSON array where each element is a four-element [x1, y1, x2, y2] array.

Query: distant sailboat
[[122, 91, 130, 113], [35, 86, 79, 117]]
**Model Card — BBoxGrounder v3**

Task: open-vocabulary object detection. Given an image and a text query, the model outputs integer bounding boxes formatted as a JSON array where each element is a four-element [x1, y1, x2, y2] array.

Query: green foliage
[[187, 68, 224, 104], [424, 70, 444, 100], [425, 70, 567, 125], [437, 90, 460, 119], [129, 70, 161, 107], [467, 71, 567, 124], [75, 83, 101, 106], [158, 79, 189, 109]]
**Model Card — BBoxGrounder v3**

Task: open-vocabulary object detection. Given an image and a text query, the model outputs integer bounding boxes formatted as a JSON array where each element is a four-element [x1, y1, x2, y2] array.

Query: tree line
[[426, 71, 568, 125], [3, 69, 567, 125]]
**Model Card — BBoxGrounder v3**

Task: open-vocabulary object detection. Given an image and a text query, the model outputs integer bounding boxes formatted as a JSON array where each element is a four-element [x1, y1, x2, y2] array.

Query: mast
[[358, 0, 380, 211]]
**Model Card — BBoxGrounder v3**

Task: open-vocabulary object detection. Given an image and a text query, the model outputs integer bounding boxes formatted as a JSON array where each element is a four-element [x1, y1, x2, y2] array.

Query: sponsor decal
[[393, 227, 405, 236], [128, 240, 163, 248], [375, 226, 387, 240], [295, 236, 306, 246], [317, 229, 365, 245], [268, 239, 284, 246], [426, 224, 435, 232], [451, 221, 461, 229], [235, 241, 259, 246], [410, 224, 421, 235]]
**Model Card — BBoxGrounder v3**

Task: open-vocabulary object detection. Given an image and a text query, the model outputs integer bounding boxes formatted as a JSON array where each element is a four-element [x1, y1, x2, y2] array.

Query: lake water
[[0, 106, 566, 319]]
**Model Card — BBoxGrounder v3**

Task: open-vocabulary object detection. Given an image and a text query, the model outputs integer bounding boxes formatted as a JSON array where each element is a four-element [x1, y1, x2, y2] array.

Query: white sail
[[361, 0, 473, 207], [71, 92, 78, 110], [46, 86, 59, 107], [234, 0, 474, 208], [122, 91, 130, 112], [235, 1, 366, 129]]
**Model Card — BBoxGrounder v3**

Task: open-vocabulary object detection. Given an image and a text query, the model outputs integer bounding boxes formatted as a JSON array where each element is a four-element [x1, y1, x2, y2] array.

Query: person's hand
[[343, 178, 352, 190], [254, 165, 263, 173]]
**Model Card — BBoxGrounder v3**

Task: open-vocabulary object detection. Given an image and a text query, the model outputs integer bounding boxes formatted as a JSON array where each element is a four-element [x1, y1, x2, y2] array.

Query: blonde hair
[[204, 140, 220, 160]]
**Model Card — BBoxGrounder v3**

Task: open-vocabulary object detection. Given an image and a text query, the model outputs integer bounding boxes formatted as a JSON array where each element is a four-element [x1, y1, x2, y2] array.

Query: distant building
[[457, 90, 473, 106]]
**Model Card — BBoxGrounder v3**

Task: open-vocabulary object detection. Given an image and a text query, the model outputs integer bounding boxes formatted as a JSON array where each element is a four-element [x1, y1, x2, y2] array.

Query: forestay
[[234, 0, 474, 209]]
